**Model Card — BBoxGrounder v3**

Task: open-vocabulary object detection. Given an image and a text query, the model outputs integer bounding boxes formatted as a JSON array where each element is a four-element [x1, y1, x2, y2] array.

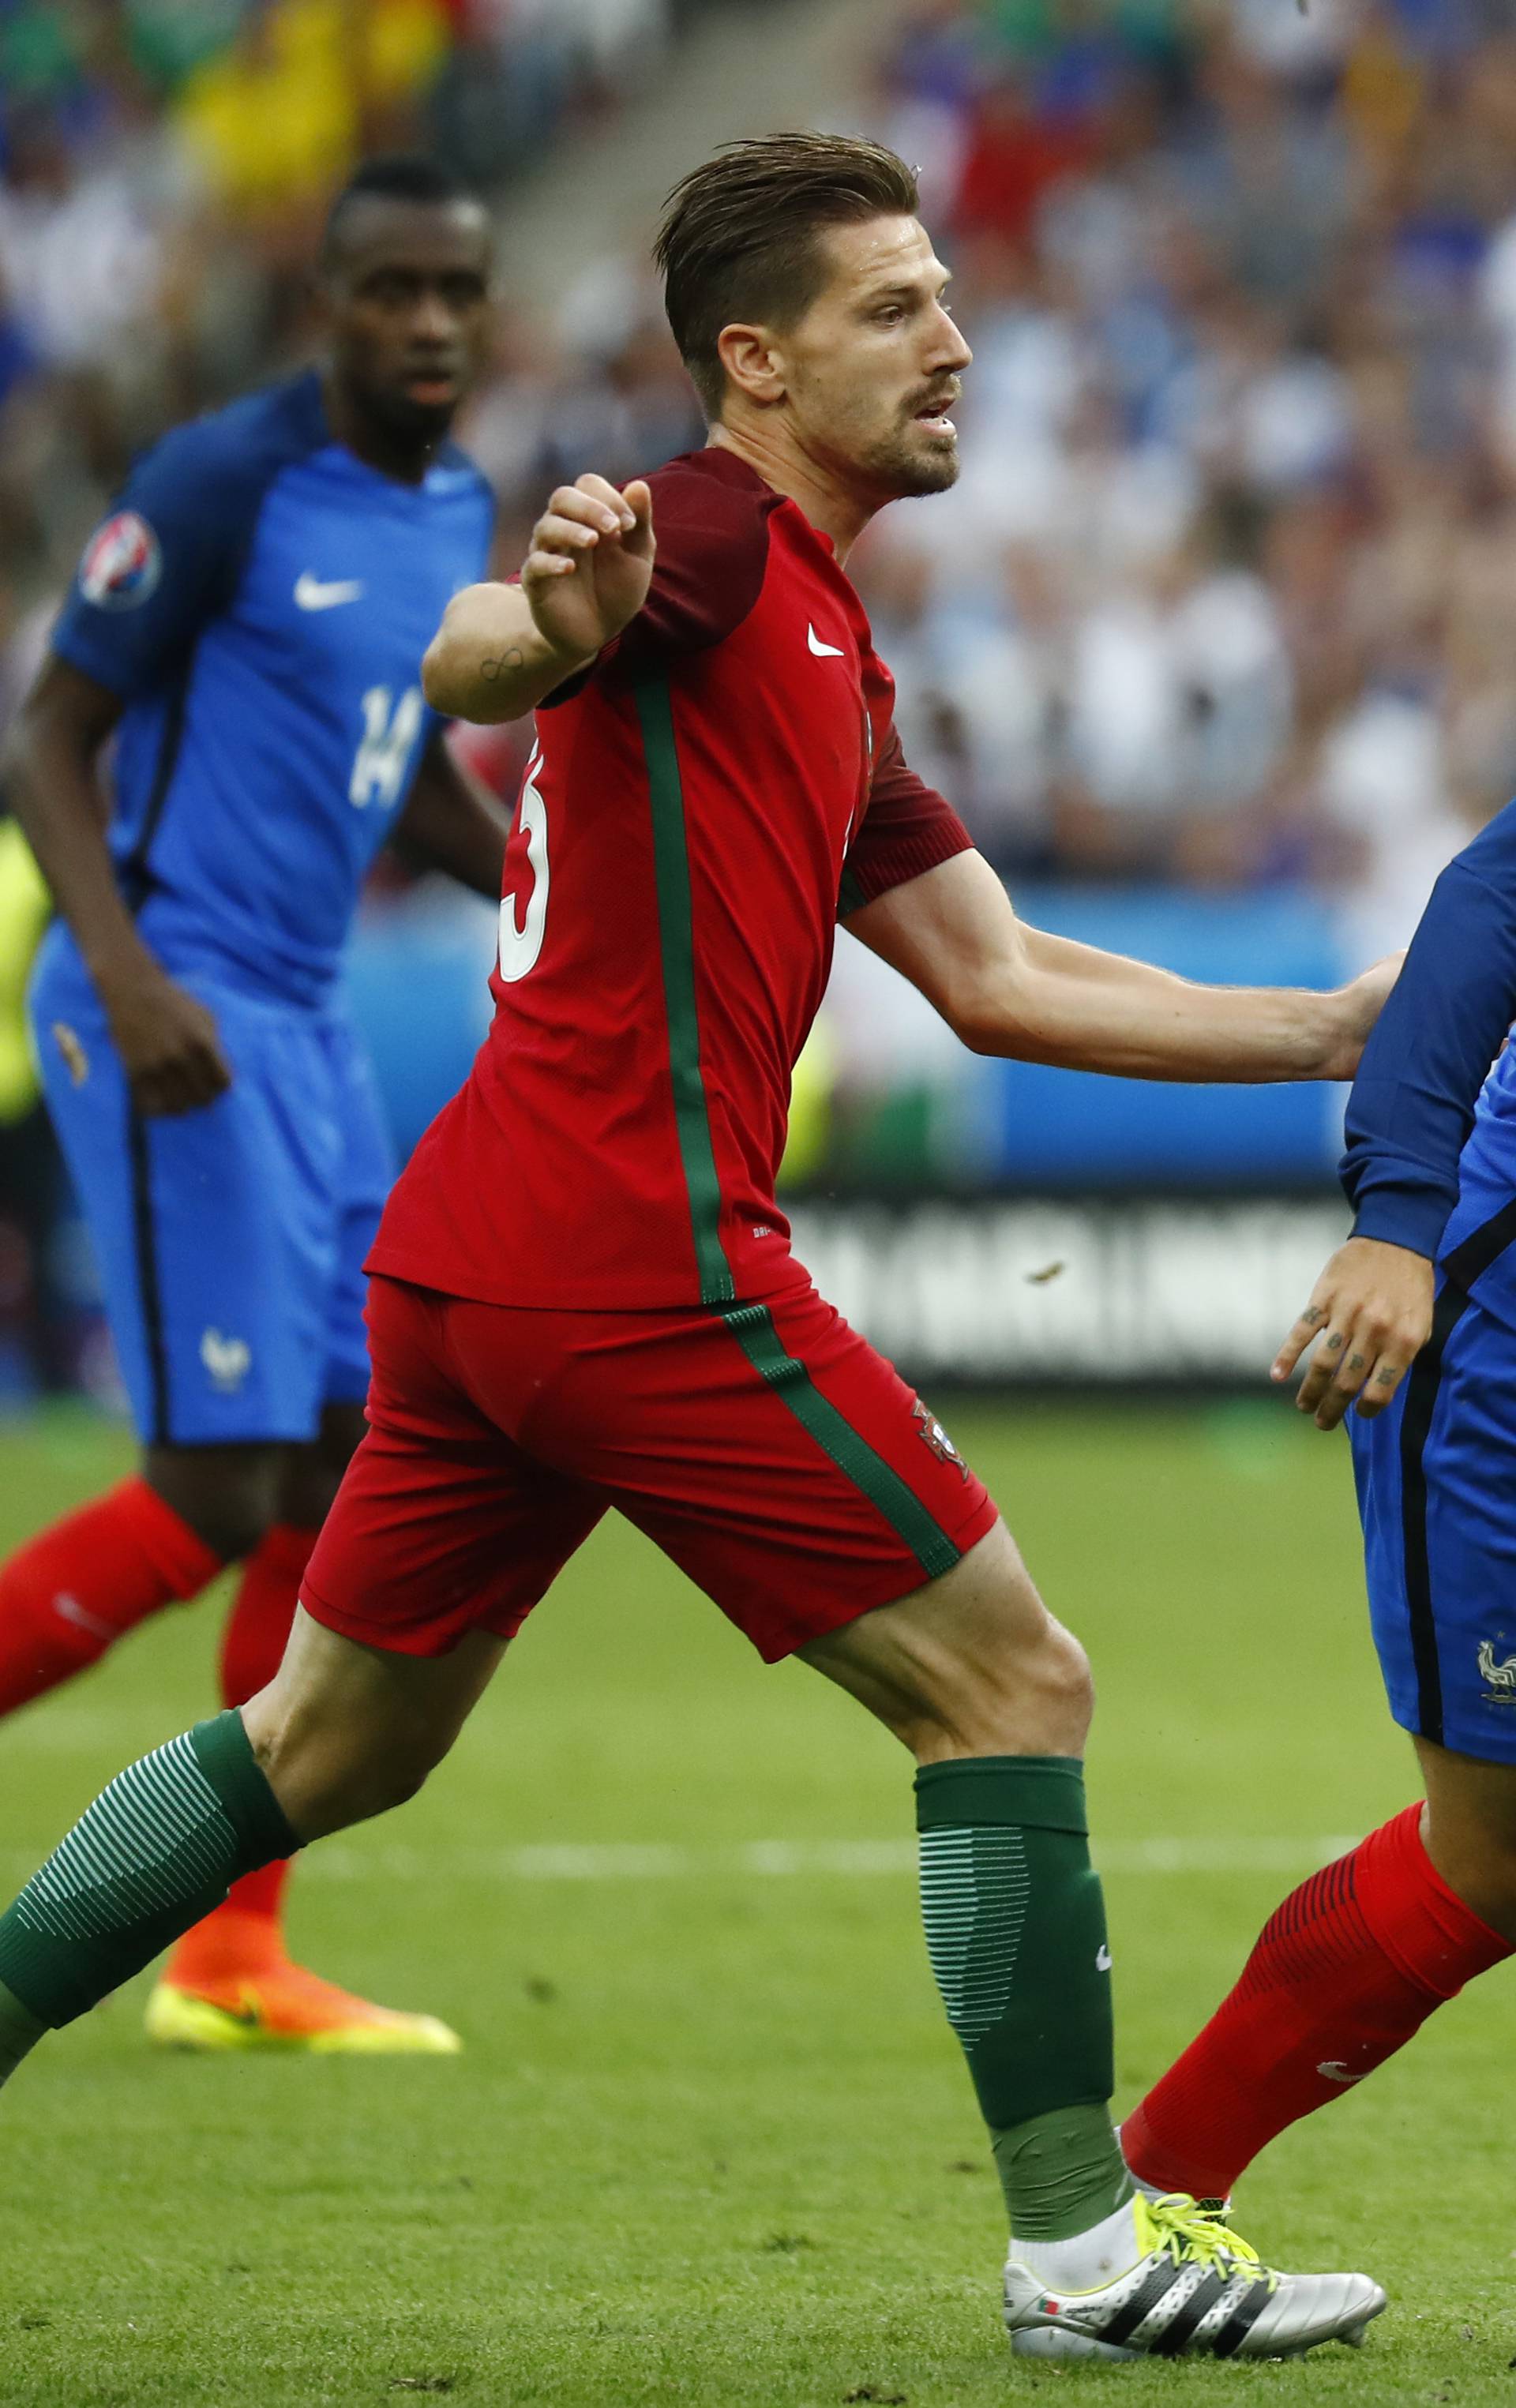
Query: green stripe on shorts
[[721, 1303, 962, 1580]]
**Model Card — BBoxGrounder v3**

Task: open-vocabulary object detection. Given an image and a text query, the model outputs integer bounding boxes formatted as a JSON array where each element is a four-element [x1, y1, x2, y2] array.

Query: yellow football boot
[[144, 1913, 460, 2054]]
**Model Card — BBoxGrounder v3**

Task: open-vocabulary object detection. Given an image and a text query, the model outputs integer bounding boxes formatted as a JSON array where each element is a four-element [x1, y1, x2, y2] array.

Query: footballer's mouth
[[910, 385, 961, 437], [402, 365, 463, 407]]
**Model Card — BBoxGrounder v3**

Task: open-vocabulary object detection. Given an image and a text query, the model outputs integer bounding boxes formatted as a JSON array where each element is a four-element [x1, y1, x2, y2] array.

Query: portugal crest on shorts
[[79, 511, 162, 610], [913, 1397, 967, 1477]]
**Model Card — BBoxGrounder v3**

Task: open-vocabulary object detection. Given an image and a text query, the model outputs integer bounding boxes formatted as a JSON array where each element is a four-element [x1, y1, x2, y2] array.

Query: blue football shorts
[[1351, 1198, 1516, 1767], [31, 926, 394, 1447]]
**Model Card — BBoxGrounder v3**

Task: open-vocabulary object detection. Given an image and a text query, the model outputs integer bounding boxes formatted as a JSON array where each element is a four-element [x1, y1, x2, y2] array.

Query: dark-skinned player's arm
[[392, 729, 512, 897], [1274, 796, 1516, 1429], [846, 846, 1398, 1083], [2, 656, 231, 1116], [422, 474, 655, 725]]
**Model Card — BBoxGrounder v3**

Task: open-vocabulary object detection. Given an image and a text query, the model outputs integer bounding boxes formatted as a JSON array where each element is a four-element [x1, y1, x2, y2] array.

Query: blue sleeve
[[1342, 797, 1516, 1258], [51, 420, 257, 700]]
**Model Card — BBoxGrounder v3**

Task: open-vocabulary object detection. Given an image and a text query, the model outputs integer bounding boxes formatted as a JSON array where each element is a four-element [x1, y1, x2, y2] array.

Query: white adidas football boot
[[1004, 2192, 1387, 2361]]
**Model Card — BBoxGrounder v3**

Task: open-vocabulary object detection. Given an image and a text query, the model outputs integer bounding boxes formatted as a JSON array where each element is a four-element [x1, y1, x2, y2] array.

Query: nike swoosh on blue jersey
[[295, 572, 365, 610]]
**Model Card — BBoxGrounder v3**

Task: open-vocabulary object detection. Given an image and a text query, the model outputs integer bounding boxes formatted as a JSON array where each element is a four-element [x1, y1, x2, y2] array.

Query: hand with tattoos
[[1272, 1236, 1436, 1430], [422, 472, 655, 724]]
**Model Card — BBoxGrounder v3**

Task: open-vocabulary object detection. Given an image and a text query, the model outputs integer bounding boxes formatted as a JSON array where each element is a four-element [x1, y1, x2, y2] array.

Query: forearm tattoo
[[479, 648, 524, 684]]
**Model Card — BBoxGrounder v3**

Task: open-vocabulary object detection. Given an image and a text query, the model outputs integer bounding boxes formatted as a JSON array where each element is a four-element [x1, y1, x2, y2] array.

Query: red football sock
[[0, 1477, 220, 1715], [219, 1523, 312, 1705], [168, 1524, 316, 1967], [1124, 1805, 1513, 2200]]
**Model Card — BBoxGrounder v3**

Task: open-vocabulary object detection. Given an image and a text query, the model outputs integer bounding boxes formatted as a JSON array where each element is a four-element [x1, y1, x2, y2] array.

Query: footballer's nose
[[408, 287, 460, 348], [931, 309, 972, 373]]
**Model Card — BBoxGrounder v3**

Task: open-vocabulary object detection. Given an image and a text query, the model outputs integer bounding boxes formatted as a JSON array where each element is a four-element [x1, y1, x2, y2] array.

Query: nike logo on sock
[[52, 1592, 114, 1640]]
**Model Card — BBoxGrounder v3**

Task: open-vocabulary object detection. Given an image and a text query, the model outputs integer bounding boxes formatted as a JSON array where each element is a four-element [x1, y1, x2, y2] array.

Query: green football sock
[[0, 1709, 298, 2074], [0, 1982, 43, 2085], [916, 1754, 1132, 2241]]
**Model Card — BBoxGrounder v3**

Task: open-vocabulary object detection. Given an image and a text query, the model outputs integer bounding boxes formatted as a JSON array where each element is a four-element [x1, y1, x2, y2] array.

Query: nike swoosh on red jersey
[[807, 623, 846, 657]]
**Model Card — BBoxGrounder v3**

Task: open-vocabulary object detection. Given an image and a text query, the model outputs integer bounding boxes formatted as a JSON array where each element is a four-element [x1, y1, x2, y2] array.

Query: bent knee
[[906, 1610, 1094, 1762], [242, 1691, 435, 1840], [145, 1450, 279, 1565], [1424, 1807, 1516, 1942], [1034, 1621, 1094, 1727]]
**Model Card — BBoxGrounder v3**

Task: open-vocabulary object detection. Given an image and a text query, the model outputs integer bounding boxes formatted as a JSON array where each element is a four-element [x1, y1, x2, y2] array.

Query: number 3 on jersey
[[500, 746, 550, 983]]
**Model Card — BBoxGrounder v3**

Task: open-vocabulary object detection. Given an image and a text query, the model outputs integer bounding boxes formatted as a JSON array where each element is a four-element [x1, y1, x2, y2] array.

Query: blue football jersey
[[1432, 1045, 1516, 1330], [53, 369, 495, 1007]]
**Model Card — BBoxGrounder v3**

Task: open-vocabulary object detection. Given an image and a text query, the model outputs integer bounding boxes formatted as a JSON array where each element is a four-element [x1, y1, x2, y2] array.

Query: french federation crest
[[79, 511, 161, 610], [1477, 1638, 1516, 1704], [913, 1397, 968, 1479], [200, 1327, 252, 1395]]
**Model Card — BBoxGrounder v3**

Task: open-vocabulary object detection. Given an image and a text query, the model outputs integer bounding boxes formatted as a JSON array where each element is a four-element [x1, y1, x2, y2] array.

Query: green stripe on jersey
[[635, 679, 736, 1307], [722, 1303, 962, 1579]]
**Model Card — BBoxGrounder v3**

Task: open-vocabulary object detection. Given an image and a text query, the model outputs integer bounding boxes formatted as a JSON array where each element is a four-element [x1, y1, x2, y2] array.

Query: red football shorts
[[301, 1273, 998, 1664]]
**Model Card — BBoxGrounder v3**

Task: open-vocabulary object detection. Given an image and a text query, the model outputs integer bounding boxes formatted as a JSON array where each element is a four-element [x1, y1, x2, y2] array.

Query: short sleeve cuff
[[840, 816, 974, 916], [48, 620, 137, 700]]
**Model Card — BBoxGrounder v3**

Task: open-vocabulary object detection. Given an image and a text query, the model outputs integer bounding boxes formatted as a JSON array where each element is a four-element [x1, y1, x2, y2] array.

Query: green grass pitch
[[0, 1400, 1510, 2406]]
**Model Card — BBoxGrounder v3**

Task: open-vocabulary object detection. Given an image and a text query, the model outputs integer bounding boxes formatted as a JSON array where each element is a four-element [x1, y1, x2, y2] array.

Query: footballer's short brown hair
[[655, 133, 921, 418]]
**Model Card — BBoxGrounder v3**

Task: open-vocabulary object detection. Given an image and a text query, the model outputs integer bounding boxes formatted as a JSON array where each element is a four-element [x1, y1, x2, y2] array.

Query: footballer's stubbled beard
[[382, 390, 462, 442], [859, 422, 962, 499], [355, 369, 465, 446]]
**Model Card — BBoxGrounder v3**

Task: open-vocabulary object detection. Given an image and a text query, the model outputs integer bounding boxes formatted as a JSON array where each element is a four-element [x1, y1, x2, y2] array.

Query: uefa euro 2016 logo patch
[[79, 511, 162, 610]]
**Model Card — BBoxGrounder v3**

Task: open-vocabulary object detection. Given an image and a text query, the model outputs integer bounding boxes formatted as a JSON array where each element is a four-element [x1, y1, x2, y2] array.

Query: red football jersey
[[370, 447, 974, 1310]]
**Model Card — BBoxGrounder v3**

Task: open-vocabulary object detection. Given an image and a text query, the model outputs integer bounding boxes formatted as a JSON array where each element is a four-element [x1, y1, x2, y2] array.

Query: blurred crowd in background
[[0, 0, 715, 731], [4, 0, 1514, 925], [0, 0, 722, 1397], [855, 0, 1516, 963], [4, 0, 1516, 1394]]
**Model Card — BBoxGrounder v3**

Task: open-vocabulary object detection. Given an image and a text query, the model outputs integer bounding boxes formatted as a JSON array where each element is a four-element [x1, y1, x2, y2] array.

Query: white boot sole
[[1011, 2327, 1137, 2361], [1008, 2302, 1383, 2363]]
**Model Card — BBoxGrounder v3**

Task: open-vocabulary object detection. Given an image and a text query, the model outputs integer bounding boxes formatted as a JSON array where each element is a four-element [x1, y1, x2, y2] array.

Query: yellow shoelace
[[1136, 2192, 1275, 2291]]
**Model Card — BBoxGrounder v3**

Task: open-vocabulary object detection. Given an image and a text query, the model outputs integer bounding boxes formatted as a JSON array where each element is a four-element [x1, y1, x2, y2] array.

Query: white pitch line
[[283, 1835, 1363, 1885]]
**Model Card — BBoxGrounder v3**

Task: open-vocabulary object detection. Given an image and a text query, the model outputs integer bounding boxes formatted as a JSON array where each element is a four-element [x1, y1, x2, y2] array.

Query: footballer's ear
[[716, 323, 786, 409]]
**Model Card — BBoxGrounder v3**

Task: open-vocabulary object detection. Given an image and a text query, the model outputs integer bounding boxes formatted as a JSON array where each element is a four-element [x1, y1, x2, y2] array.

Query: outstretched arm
[[846, 849, 1393, 1083], [422, 474, 655, 724]]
